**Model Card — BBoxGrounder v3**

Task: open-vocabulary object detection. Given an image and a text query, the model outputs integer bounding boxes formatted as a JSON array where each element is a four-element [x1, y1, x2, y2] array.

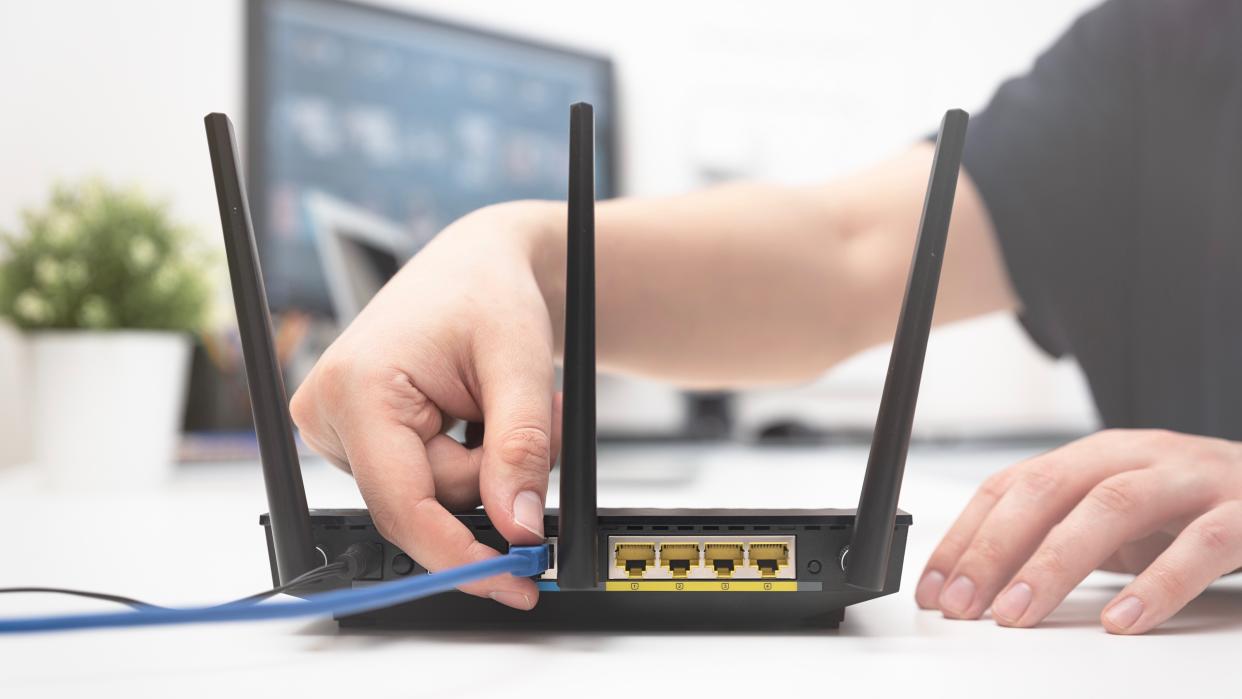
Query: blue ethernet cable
[[0, 545, 549, 634]]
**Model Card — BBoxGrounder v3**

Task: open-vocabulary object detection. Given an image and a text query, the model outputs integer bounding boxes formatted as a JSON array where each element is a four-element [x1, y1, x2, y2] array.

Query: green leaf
[[0, 179, 213, 332]]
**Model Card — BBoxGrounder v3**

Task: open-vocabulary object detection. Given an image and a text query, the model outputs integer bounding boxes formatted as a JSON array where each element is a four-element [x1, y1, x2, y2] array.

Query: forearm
[[515, 143, 1014, 387]]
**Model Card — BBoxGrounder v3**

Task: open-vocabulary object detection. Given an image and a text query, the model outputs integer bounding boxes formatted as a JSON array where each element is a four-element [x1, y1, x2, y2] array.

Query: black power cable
[[0, 543, 379, 612], [0, 587, 163, 611], [228, 561, 348, 605]]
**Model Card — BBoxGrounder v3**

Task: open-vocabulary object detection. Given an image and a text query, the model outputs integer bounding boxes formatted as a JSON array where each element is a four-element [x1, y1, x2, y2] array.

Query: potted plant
[[0, 180, 211, 488]]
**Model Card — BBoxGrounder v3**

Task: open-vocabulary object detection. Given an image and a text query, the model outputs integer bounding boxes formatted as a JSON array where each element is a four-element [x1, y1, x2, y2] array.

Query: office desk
[[1, 443, 1238, 697]]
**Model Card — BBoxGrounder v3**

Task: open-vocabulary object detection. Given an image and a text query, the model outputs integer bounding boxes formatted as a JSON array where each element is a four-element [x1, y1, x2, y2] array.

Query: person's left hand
[[915, 429, 1242, 634]]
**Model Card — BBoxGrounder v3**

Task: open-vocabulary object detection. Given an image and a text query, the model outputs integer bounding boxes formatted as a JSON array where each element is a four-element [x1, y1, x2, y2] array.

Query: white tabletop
[[1, 442, 1238, 697]]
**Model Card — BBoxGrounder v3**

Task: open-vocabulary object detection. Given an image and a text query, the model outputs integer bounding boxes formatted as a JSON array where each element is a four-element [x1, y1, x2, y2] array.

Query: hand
[[290, 201, 562, 610], [915, 429, 1242, 634]]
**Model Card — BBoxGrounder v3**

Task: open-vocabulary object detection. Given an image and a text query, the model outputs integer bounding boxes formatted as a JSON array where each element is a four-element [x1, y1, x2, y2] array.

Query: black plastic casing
[[206, 113, 319, 585], [261, 508, 910, 630], [847, 109, 968, 590], [557, 102, 599, 590]]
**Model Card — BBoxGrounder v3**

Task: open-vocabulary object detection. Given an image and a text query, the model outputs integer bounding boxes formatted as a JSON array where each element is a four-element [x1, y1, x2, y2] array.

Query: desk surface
[[1, 443, 1238, 697]]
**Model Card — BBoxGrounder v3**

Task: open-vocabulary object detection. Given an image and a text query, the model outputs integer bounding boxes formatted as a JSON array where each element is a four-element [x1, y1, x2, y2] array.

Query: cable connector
[[337, 542, 383, 580], [507, 544, 551, 577]]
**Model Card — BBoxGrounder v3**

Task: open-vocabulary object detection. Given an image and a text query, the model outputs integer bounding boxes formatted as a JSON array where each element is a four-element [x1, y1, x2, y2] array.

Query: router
[[205, 105, 968, 630]]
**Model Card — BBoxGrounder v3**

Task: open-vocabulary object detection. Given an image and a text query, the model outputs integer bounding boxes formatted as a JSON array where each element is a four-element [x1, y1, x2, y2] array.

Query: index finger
[[473, 341, 556, 548], [338, 403, 538, 610]]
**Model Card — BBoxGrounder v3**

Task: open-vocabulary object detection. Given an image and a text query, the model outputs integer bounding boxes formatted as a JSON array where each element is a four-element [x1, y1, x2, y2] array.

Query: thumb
[[475, 343, 556, 546]]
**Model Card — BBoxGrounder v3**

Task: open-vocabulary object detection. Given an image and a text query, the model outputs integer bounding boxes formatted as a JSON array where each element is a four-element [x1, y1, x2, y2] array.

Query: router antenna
[[205, 113, 319, 585], [556, 102, 599, 590], [846, 109, 969, 591]]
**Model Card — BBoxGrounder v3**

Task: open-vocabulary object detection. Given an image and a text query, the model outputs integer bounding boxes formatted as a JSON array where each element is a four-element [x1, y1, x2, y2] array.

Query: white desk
[[1, 443, 1238, 697]]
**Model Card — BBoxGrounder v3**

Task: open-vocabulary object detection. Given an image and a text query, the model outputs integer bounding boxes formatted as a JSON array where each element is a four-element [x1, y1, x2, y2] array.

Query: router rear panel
[[218, 103, 967, 633], [262, 507, 911, 630]]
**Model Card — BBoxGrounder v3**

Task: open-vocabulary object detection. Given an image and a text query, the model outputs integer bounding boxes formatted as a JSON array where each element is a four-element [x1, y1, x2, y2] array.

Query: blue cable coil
[[0, 544, 549, 634]]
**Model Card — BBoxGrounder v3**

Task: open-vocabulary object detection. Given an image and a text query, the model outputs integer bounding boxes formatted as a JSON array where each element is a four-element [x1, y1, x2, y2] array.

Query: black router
[[205, 106, 968, 630]]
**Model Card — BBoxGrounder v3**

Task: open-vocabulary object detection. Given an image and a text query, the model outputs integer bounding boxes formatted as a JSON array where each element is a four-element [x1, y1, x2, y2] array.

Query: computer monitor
[[246, 0, 618, 316]]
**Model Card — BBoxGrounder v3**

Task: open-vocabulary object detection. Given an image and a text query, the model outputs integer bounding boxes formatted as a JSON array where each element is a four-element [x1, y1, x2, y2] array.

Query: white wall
[[0, 0, 1103, 460], [0, 1, 243, 240], [0, 0, 1103, 236]]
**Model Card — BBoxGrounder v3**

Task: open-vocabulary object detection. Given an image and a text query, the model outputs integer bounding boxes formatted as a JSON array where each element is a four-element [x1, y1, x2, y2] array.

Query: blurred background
[[0, 0, 1101, 481]]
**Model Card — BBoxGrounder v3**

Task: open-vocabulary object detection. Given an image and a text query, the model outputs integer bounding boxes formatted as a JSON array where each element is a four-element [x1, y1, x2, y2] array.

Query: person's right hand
[[290, 201, 562, 610]]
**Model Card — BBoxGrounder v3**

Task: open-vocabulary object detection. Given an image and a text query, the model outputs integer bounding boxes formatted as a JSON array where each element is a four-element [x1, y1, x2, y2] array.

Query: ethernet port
[[615, 542, 656, 578], [705, 543, 744, 578], [659, 543, 699, 578], [748, 542, 789, 577], [540, 538, 558, 580]]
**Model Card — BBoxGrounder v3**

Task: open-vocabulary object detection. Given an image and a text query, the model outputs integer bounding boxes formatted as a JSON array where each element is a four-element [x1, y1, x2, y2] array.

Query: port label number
[[630, 582, 640, 591], [764, 582, 772, 591], [675, 582, 685, 591]]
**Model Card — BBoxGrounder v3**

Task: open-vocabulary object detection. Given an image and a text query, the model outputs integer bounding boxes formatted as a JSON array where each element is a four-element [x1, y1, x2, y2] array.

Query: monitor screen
[[247, 0, 617, 315]]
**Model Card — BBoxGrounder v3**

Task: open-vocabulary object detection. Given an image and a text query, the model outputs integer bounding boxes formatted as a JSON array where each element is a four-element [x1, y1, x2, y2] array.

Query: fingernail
[[993, 582, 1033, 623], [513, 490, 544, 538], [1103, 596, 1144, 630], [940, 576, 976, 616], [915, 570, 945, 608], [489, 591, 534, 610]]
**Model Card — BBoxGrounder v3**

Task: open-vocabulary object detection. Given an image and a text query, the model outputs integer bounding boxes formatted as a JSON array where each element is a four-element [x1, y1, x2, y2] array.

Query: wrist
[[462, 200, 566, 341], [522, 203, 567, 337]]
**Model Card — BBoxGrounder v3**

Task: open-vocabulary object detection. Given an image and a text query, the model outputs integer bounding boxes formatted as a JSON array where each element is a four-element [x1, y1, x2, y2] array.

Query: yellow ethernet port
[[615, 543, 656, 578], [658, 543, 699, 578], [748, 542, 790, 577], [704, 543, 744, 577]]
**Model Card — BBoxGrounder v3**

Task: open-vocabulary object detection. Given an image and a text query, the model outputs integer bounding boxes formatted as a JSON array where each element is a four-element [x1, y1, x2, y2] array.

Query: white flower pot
[[0, 323, 29, 469], [30, 331, 191, 489]]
